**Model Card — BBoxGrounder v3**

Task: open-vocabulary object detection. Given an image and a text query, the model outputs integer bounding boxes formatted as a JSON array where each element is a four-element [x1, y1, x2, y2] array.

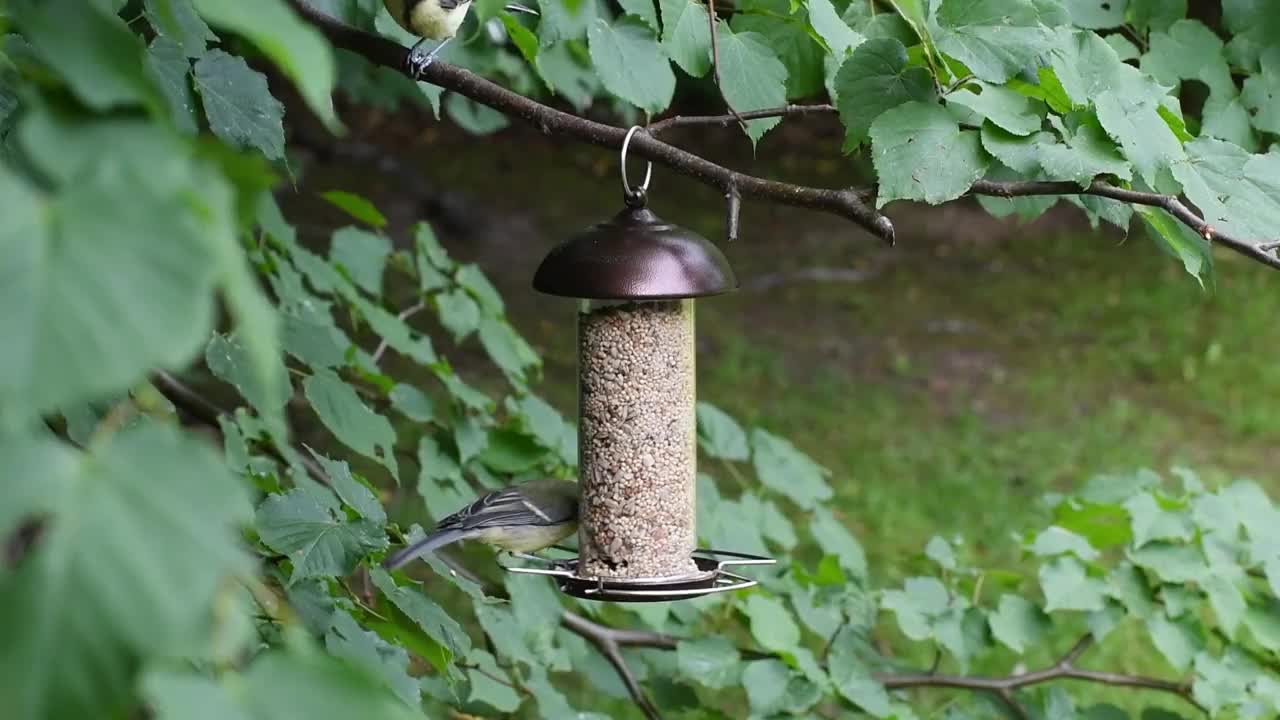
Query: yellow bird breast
[[386, 0, 473, 40]]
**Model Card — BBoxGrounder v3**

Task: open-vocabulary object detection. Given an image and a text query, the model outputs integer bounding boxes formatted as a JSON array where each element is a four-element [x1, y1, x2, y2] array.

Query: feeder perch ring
[[504, 548, 775, 603]]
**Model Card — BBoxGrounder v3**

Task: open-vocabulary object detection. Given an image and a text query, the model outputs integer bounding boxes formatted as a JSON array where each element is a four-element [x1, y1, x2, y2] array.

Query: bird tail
[[383, 528, 471, 570], [504, 3, 540, 15]]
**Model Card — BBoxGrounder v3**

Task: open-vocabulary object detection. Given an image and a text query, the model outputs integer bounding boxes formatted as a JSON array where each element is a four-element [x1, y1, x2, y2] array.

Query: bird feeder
[[507, 128, 774, 601]]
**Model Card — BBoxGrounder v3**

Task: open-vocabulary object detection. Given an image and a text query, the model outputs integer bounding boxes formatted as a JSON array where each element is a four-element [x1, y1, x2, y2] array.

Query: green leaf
[[536, 42, 600, 110], [325, 611, 419, 707], [989, 594, 1049, 653], [751, 427, 833, 509], [1242, 47, 1280, 134], [303, 370, 400, 480], [206, 332, 291, 419], [478, 428, 548, 473], [306, 447, 387, 523], [1135, 207, 1211, 286], [746, 595, 801, 652], [1171, 138, 1280, 245], [1038, 116, 1132, 186], [810, 507, 868, 579], [466, 650, 523, 712], [676, 637, 741, 689], [192, 50, 285, 159], [714, 24, 788, 145], [321, 191, 388, 228], [1129, 0, 1185, 33], [1203, 572, 1246, 638], [658, 0, 711, 77], [834, 38, 935, 150], [742, 659, 792, 716], [0, 426, 252, 718], [437, 289, 481, 341], [1140, 20, 1230, 94], [871, 101, 990, 206], [882, 577, 950, 640], [12, 0, 160, 111], [733, 1, 824, 99], [478, 316, 538, 385], [145, 38, 199, 134], [981, 124, 1052, 174], [925, 536, 957, 569], [1064, 0, 1126, 27], [0, 157, 219, 422], [1128, 542, 1207, 583], [240, 649, 422, 720], [444, 93, 509, 135], [1124, 492, 1193, 548], [807, 0, 864, 56], [930, 0, 1054, 83], [389, 384, 436, 423], [828, 638, 890, 718], [192, 0, 339, 129], [256, 488, 387, 582], [1243, 601, 1280, 653], [1146, 613, 1203, 671], [618, 0, 659, 31], [1039, 556, 1107, 612], [142, 668, 251, 720], [370, 568, 472, 666], [587, 17, 675, 114], [1105, 563, 1155, 618], [329, 227, 391, 295], [946, 83, 1042, 136], [416, 435, 474, 523], [500, 13, 541, 67], [144, 0, 217, 57], [353, 296, 436, 365], [696, 402, 750, 461]]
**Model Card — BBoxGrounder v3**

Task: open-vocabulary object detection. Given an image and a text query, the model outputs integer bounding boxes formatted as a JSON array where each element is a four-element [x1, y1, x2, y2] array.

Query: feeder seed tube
[[577, 299, 699, 578]]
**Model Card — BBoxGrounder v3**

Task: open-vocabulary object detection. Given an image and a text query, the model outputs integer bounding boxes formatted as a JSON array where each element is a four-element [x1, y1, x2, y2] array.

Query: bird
[[383, 478, 579, 570], [383, 0, 540, 77]]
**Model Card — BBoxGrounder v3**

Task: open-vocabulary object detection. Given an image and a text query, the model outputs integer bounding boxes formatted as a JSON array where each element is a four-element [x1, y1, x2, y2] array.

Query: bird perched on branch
[[384, 0, 539, 76], [383, 478, 579, 570]]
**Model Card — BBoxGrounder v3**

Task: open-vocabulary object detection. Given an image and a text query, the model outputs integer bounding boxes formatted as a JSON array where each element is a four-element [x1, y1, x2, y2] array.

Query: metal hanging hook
[[620, 126, 653, 206]]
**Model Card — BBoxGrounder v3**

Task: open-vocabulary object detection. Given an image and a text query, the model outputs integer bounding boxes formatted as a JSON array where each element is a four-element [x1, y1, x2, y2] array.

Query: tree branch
[[970, 179, 1280, 271], [647, 104, 836, 134], [286, 1, 894, 245], [560, 612, 664, 720]]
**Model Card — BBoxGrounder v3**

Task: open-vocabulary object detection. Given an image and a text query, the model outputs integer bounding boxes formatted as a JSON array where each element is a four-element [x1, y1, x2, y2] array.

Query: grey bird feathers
[[382, 478, 579, 570]]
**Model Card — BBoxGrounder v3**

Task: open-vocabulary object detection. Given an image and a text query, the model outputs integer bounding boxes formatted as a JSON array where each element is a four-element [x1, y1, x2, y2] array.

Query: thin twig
[[647, 104, 835, 134], [561, 612, 663, 720], [706, 0, 748, 134], [969, 179, 1280, 271], [287, 1, 894, 245], [371, 301, 426, 365]]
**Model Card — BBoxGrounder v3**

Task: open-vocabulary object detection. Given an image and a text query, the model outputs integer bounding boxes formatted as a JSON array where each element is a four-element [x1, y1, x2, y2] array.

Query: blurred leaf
[[417, 435, 473, 523], [742, 659, 791, 716], [0, 426, 252, 718], [882, 577, 949, 640], [389, 383, 436, 423], [810, 507, 868, 579], [466, 650, 523, 712], [330, 227, 391, 295], [1203, 572, 1246, 638], [12, 0, 160, 111], [478, 316, 538, 385], [371, 568, 472, 668], [1124, 492, 1194, 548], [1129, 542, 1207, 583], [193, 50, 285, 159], [1105, 563, 1155, 618], [618, 0, 659, 31], [745, 595, 801, 652], [191, 0, 338, 128], [325, 611, 419, 707], [989, 594, 1048, 653], [1030, 526, 1100, 561], [828, 626, 890, 716], [696, 402, 749, 461], [206, 332, 291, 418], [144, 0, 217, 56], [145, 38, 199, 134], [1064, 0, 1126, 27], [322, 191, 388, 228], [437, 289, 481, 341], [1039, 556, 1107, 612], [587, 17, 675, 114], [479, 427, 547, 473], [255, 488, 387, 582], [925, 536, 956, 570], [676, 637, 741, 689], [1146, 614, 1203, 671], [751, 427, 832, 509], [303, 370, 399, 481]]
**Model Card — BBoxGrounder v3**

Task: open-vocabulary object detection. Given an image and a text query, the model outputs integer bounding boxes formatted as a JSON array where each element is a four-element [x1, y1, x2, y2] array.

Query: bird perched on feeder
[[383, 0, 539, 76], [383, 478, 579, 570]]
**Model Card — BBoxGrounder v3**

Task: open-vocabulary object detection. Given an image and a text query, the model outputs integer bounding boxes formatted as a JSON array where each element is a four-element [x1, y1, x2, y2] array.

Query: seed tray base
[[504, 548, 774, 602]]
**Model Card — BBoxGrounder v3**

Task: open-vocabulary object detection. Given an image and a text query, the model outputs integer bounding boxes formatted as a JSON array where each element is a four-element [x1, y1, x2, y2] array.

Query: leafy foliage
[[3, 1, 1280, 719]]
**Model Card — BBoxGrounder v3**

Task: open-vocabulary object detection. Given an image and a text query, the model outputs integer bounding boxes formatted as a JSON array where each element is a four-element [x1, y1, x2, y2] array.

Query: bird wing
[[436, 486, 568, 531]]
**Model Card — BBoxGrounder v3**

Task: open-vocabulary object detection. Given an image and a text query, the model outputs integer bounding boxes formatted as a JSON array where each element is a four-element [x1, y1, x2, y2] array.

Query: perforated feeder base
[[504, 549, 774, 602]]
